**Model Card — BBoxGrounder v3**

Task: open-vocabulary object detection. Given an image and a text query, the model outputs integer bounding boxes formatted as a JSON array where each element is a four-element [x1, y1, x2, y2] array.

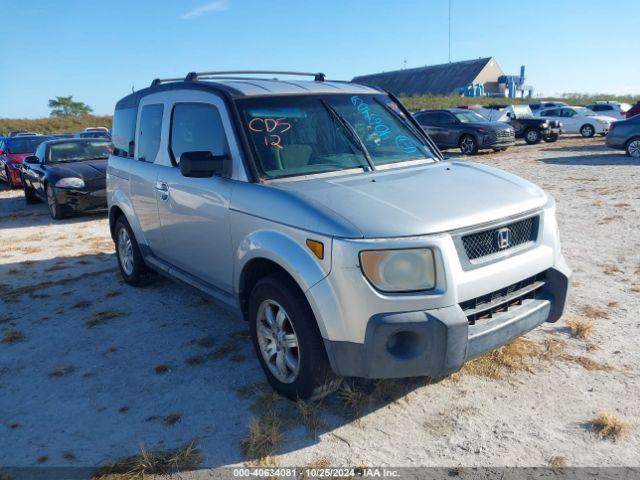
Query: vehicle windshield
[[236, 94, 436, 179], [453, 111, 488, 123], [574, 107, 597, 116], [48, 141, 112, 163], [6, 136, 50, 154]]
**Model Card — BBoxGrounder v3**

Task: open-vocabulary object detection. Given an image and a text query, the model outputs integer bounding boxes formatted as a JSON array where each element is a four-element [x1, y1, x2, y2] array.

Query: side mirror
[[24, 155, 40, 164], [179, 151, 228, 178]]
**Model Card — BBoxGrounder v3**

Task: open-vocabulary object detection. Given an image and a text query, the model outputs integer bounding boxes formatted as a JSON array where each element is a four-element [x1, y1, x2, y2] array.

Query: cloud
[[180, 0, 229, 20]]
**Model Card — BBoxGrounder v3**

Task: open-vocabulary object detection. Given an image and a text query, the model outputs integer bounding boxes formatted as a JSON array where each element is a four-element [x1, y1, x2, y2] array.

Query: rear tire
[[580, 124, 595, 138], [249, 272, 341, 400], [626, 137, 640, 158], [524, 128, 542, 144], [459, 135, 478, 155], [114, 216, 154, 286]]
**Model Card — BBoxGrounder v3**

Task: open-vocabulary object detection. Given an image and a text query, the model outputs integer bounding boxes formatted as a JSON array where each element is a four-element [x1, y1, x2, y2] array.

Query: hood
[[47, 159, 107, 181], [462, 121, 511, 131], [272, 161, 548, 238], [7, 153, 29, 164]]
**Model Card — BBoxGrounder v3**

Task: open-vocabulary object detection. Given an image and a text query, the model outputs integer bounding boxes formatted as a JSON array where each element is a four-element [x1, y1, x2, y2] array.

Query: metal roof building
[[352, 57, 505, 96]]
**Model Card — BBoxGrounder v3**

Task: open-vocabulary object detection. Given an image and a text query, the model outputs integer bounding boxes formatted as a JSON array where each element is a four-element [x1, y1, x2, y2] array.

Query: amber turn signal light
[[306, 239, 324, 260]]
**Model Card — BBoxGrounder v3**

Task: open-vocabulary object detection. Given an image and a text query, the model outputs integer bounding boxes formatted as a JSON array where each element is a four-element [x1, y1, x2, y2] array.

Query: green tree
[[48, 96, 93, 117]]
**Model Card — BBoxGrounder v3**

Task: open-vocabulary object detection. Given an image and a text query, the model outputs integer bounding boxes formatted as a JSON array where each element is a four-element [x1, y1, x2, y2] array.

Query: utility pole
[[448, 0, 452, 63]]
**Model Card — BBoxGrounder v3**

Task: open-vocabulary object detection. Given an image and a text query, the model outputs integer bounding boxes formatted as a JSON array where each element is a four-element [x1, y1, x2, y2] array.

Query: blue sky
[[1, 0, 638, 118]]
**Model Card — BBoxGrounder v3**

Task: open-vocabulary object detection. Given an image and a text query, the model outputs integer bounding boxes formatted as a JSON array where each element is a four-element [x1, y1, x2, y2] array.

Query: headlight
[[55, 177, 85, 189], [360, 248, 436, 292]]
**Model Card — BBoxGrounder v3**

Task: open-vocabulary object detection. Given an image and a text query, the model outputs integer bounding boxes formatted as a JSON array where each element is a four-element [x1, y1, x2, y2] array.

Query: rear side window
[[137, 104, 164, 163], [170, 103, 228, 164], [112, 107, 137, 158]]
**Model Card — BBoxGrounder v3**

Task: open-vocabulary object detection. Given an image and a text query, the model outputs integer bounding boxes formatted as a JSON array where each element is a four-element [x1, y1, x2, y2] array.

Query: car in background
[[0, 135, 51, 188], [414, 108, 515, 154], [539, 106, 614, 137], [76, 130, 111, 139], [529, 101, 567, 116], [623, 101, 640, 119], [584, 101, 631, 120], [20, 138, 111, 219], [469, 104, 562, 144], [8, 131, 39, 137], [605, 115, 640, 158]]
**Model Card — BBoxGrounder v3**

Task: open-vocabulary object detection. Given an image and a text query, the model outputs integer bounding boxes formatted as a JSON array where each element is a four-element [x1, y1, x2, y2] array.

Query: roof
[[352, 57, 495, 96], [116, 78, 382, 110]]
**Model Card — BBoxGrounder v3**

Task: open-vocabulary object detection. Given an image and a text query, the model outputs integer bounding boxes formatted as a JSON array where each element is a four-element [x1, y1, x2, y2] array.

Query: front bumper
[[323, 266, 570, 378], [54, 187, 107, 213], [7, 165, 22, 186], [479, 135, 515, 149]]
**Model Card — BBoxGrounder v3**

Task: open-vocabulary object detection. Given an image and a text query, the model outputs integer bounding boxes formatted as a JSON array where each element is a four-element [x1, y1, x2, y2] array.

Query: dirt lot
[[1, 136, 639, 473]]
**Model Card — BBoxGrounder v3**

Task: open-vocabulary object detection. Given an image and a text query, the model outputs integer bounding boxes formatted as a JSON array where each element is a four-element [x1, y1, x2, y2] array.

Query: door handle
[[156, 181, 169, 202]]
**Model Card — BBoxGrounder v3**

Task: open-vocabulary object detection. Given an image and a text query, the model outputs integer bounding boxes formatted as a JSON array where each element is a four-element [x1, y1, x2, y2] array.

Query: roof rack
[[151, 70, 326, 87]]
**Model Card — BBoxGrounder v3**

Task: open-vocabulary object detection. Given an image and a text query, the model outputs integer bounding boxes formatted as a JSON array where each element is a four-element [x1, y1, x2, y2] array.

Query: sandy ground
[[0, 136, 639, 475]]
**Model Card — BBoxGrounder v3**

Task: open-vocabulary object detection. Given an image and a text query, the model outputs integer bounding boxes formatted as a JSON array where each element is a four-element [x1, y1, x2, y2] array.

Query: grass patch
[[85, 310, 125, 328], [155, 364, 171, 374], [241, 410, 283, 461], [297, 400, 323, 438], [189, 337, 214, 348], [603, 264, 622, 275], [566, 317, 595, 340], [548, 456, 567, 471], [462, 338, 540, 379], [163, 414, 182, 426], [104, 290, 121, 298], [338, 381, 370, 418], [49, 366, 75, 378], [208, 339, 237, 360], [590, 413, 631, 440], [92, 440, 201, 480], [185, 355, 206, 366], [1, 328, 25, 344], [582, 305, 609, 319]]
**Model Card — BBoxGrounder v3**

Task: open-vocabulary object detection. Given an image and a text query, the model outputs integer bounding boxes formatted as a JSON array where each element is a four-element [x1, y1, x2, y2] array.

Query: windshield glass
[[511, 105, 533, 118], [574, 107, 596, 116], [6, 136, 50, 154], [453, 111, 488, 123], [236, 94, 436, 179], [49, 141, 112, 162]]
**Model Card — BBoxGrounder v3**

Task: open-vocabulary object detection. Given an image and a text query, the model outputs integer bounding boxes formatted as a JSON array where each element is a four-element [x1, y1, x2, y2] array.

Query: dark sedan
[[606, 115, 640, 158], [20, 138, 111, 219], [414, 108, 515, 155]]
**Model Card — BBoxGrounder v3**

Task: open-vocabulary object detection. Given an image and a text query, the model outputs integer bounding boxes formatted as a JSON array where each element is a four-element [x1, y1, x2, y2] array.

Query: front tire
[[46, 183, 65, 219], [626, 137, 640, 158], [114, 216, 154, 286], [459, 135, 478, 155], [249, 272, 341, 400], [524, 128, 542, 144], [23, 178, 39, 204], [543, 133, 559, 143], [580, 124, 595, 138]]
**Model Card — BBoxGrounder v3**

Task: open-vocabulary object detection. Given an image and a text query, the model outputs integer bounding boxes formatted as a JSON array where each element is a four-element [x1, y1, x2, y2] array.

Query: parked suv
[[107, 71, 570, 399], [584, 101, 631, 120], [413, 108, 515, 154], [473, 105, 562, 144]]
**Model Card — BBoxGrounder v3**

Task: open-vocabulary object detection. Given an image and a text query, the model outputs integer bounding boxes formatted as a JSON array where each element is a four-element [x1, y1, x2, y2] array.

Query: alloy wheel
[[256, 299, 300, 383], [526, 130, 539, 143], [581, 125, 594, 137], [628, 140, 640, 158], [117, 227, 135, 276], [460, 137, 475, 154]]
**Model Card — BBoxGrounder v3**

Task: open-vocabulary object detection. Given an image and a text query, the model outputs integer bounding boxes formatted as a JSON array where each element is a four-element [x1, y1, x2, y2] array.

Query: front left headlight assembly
[[360, 248, 436, 293], [55, 177, 85, 189]]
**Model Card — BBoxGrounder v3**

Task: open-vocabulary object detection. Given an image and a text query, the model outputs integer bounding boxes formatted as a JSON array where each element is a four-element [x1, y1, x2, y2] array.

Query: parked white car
[[539, 106, 614, 137], [584, 102, 632, 121]]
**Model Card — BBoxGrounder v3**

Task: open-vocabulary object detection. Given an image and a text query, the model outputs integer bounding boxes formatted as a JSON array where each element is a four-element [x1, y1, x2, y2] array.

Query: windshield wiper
[[320, 99, 374, 171]]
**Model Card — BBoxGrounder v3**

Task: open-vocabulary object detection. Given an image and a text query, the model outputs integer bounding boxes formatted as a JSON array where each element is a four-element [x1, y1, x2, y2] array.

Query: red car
[[624, 101, 640, 119], [0, 135, 51, 188]]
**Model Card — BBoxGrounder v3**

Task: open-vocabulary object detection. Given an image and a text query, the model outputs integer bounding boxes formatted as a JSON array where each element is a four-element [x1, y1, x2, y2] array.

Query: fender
[[234, 229, 330, 296]]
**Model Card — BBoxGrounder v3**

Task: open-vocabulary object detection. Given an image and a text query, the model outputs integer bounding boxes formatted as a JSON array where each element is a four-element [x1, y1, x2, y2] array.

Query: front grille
[[496, 129, 514, 138], [460, 272, 546, 325], [461, 216, 539, 261]]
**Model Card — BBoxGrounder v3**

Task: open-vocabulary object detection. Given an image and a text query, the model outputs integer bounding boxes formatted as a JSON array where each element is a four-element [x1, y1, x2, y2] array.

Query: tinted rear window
[[6, 136, 50, 154], [49, 141, 112, 162], [112, 107, 137, 157]]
